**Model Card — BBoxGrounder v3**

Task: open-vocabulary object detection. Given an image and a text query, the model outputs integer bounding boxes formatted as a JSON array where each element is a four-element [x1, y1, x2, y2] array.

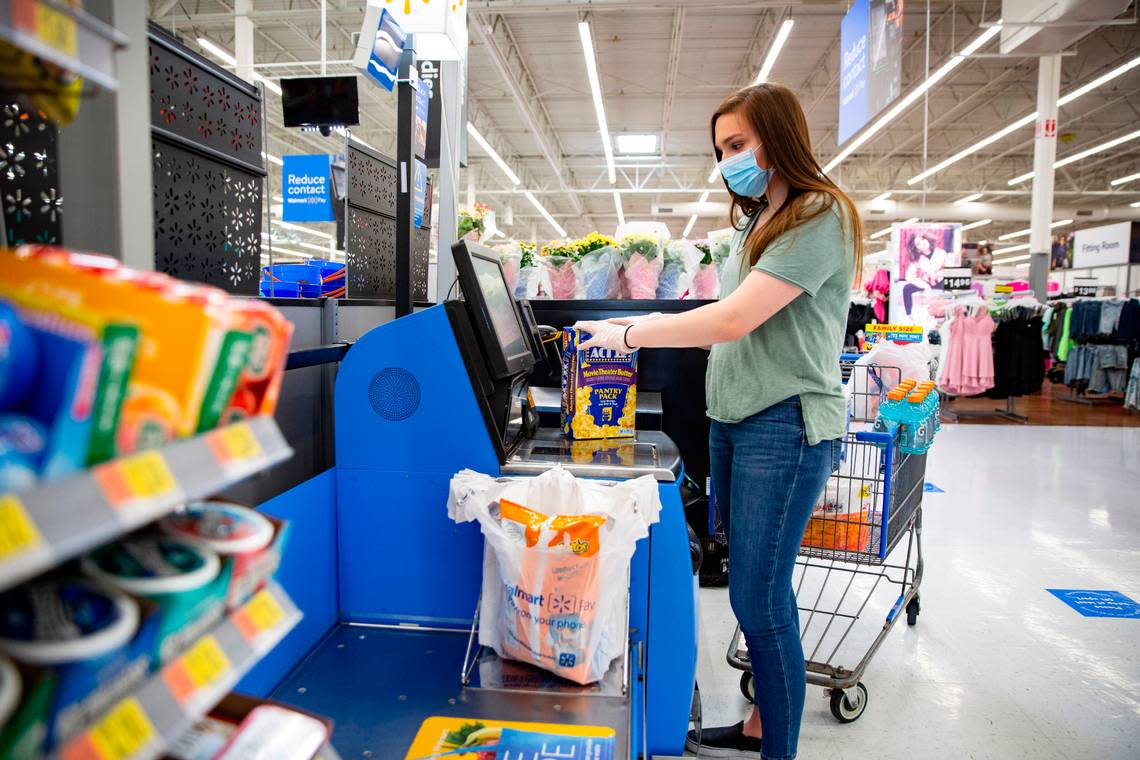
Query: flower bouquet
[[539, 240, 579, 299], [620, 233, 663, 299], [573, 232, 621, 300], [458, 202, 492, 241], [690, 240, 720, 299], [495, 241, 522, 294], [709, 228, 734, 277], [657, 239, 703, 299], [514, 242, 552, 299]]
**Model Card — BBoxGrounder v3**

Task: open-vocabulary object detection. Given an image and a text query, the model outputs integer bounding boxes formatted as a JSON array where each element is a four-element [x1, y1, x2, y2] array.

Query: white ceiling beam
[[470, 15, 587, 220], [660, 7, 685, 158]]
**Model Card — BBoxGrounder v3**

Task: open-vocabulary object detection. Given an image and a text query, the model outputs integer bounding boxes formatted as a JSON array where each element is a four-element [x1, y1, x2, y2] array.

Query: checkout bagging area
[[241, 241, 699, 758]]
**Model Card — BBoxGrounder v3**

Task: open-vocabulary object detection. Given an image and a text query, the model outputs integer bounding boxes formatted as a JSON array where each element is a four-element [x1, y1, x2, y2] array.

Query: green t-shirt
[[705, 200, 854, 445]]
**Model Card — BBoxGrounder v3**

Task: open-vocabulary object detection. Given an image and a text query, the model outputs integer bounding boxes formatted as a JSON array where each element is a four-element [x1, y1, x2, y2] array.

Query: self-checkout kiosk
[[243, 241, 697, 759]]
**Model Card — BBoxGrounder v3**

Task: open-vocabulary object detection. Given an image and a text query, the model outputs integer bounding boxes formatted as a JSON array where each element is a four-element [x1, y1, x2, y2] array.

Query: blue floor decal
[[1047, 589, 1140, 618], [923, 482, 944, 493]]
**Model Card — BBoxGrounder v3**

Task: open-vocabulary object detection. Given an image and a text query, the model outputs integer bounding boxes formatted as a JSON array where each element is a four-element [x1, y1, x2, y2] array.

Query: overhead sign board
[[839, 0, 904, 145], [1072, 221, 1131, 269], [353, 6, 406, 91]]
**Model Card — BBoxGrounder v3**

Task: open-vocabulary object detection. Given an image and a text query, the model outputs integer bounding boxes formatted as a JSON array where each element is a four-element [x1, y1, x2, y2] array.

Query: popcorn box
[[560, 327, 637, 440]]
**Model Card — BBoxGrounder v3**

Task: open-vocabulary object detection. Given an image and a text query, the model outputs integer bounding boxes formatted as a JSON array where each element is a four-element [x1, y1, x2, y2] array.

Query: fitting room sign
[[282, 154, 335, 222], [1072, 221, 1131, 269]]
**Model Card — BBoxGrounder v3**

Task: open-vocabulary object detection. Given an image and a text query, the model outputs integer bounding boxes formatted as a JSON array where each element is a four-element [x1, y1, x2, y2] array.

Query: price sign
[[94, 450, 180, 511], [943, 267, 972, 292], [0, 494, 44, 561], [163, 635, 231, 704], [234, 588, 286, 642], [62, 697, 157, 760], [34, 2, 78, 56], [208, 422, 263, 471], [1073, 277, 1098, 297], [994, 285, 1014, 294]]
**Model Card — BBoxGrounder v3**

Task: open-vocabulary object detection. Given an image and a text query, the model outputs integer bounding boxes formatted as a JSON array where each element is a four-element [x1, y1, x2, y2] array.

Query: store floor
[[693, 424, 1140, 760], [941, 382, 1140, 426]]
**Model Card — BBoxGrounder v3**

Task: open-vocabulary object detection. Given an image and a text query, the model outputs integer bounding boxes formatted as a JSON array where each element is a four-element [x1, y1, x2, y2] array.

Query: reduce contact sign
[[282, 154, 336, 223]]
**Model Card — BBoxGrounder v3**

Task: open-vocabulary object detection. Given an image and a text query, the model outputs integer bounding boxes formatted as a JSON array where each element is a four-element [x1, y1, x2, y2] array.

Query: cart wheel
[[739, 671, 755, 703], [829, 683, 868, 723], [906, 596, 920, 626]]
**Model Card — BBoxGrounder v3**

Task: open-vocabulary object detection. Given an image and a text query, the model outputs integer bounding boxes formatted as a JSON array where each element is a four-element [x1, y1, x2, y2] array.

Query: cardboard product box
[[560, 327, 638, 440], [43, 599, 161, 749], [3, 249, 251, 455], [221, 299, 294, 423], [0, 666, 55, 760], [164, 693, 333, 760]]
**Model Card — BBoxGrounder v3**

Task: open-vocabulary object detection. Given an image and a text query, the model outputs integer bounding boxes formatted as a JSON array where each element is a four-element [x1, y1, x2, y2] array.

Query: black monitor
[[281, 76, 360, 128], [451, 240, 535, 380]]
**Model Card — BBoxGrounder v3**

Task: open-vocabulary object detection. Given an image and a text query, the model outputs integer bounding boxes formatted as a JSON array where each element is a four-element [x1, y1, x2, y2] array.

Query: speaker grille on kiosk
[[367, 367, 421, 421]]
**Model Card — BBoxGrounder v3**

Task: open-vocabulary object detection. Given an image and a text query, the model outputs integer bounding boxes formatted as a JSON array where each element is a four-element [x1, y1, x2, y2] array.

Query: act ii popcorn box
[[560, 327, 637, 440]]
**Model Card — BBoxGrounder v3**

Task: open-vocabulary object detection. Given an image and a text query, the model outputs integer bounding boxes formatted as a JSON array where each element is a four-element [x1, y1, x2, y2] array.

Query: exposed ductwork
[[650, 200, 1140, 224]]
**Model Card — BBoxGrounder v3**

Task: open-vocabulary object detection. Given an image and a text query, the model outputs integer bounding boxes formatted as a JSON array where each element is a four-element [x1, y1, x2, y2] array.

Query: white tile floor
[[693, 424, 1140, 759]]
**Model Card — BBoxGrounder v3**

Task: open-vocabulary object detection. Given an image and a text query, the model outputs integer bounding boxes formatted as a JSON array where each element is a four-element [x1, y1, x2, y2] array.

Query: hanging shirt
[[706, 198, 854, 445]]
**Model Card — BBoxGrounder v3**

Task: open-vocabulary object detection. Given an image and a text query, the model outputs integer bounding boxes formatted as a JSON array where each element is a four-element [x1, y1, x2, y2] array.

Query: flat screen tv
[[281, 76, 360, 128]]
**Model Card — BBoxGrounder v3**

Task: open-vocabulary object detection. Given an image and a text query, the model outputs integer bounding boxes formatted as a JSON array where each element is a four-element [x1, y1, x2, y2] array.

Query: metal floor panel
[[269, 624, 630, 759]]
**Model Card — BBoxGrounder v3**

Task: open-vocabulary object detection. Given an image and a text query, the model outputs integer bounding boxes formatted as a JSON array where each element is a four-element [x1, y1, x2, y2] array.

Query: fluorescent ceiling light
[[197, 38, 280, 96], [1131, 200, 1140, 208], [262, 152, 283, 166], [901, 217, 920, 225], [466, 122, 521, 186], [272, 195, 283, 203], [993, 254, 1032, 264], [961, 218, 992, 231], [273, 220, 334, 240], [993, 243, 1030, 255], [909, 53, 1140, 185], [824, 22, 1002, 173], [869, 226, 893, 239], [871, 191, 892, 203], [525, 191, 566, 237], [708, 162, 720, 184], [613, 191, 625, 226], [1008, 129, 1140, 185], [614, 134, 659, 154], [578, 22, 616, 184], [698, 190, 711, 204], [997, 219, 1073, 241], [954, 193, 983, 204], [1110, 171, 1140, 186], [682, 215, 698, 238], [1015, 262, 1030, 269], [753, 19, 795, 85]]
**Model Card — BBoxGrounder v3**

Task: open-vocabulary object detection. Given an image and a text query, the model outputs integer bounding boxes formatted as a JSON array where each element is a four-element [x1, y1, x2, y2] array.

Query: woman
[[576, 83, 863, 760]]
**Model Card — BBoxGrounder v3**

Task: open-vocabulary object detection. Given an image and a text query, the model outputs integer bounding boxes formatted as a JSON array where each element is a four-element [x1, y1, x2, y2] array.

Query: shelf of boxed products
[[0, 416, 292, 593], [54, 582, 301, 760], [0, 0, 129, 91]]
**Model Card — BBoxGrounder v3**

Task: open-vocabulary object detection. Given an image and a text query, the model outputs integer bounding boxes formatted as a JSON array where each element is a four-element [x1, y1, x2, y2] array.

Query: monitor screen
[[452, 241, 535, 379], [281, 76, 360, 128]]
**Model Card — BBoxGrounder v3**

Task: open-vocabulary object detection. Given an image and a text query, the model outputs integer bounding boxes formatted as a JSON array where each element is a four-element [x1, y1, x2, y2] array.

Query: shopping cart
[[725, 355, 927, 723]]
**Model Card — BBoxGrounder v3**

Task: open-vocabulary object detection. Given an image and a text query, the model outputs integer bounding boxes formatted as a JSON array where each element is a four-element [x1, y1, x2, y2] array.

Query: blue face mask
[[718, 146, 771, 198]]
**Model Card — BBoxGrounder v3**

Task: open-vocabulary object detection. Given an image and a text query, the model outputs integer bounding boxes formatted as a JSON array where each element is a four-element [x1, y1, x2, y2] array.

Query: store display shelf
[[55, 582, 302, 760], [0, 416, 292, 593], [0, 0, 129, 90]]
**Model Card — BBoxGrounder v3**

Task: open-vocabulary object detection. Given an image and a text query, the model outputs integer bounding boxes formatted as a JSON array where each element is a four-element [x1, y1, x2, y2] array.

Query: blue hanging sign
[[353, 6, 407, 92], [414, 72, 429, 160], [282, 154, 335, 222]]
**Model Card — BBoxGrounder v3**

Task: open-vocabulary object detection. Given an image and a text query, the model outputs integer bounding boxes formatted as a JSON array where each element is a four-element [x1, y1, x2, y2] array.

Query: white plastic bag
[[448, 466, 660, 684], [657, 240, 703, 299]]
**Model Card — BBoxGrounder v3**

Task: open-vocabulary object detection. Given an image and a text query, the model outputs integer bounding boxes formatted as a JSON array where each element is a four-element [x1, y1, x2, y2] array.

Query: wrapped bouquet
[[690, 240, 719, 299], [620, 234, 663, 299], [540, 241, 579, 299], [573, 233, 621, 300], [657, 239, 703, 299]]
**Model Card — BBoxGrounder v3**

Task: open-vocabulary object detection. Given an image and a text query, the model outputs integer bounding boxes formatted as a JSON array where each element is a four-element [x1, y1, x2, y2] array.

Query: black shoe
[[685, 722, 762, 757]]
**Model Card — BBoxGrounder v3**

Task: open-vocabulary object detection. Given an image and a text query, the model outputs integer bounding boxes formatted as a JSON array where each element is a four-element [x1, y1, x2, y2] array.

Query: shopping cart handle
[[854, 430, 894, 445]]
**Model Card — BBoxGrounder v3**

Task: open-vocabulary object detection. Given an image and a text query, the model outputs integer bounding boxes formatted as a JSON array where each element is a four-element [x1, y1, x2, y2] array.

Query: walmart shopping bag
[[448, 466, 660, 684]]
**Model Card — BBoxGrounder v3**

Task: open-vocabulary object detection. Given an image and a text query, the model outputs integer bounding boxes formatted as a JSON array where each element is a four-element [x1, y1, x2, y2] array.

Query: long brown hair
[[711, 84, 864, 282]]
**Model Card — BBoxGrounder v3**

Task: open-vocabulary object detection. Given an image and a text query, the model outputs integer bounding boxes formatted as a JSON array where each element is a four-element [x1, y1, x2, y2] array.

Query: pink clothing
[[939, 310, 996, 396]]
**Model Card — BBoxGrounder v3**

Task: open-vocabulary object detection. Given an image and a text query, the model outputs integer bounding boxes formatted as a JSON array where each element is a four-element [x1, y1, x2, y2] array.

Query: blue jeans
[[710, 398, 840, 760]]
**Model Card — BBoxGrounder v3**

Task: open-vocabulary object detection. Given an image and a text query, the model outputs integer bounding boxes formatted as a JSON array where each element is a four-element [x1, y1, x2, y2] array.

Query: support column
[[434, 59, 464, 302], [234, 0, 255, 83], [1028, 55, 1061, 300]]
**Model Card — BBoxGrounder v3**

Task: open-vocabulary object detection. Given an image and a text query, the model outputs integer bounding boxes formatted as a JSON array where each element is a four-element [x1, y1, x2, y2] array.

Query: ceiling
[[149, 0, 1140, 251]]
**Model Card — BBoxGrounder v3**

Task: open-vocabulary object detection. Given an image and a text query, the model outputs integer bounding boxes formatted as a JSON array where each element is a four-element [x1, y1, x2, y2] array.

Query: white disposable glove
[[605, 312, 664, 327], [574, 320, 635, 354]]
